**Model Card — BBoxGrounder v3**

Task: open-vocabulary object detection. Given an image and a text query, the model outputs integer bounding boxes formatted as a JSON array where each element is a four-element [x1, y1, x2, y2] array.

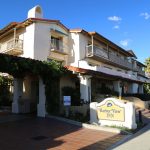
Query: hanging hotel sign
[[97, 100, 125, 122]]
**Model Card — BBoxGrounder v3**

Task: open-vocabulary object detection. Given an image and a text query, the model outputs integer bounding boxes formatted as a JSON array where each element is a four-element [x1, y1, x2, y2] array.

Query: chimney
[[27, 5, 43, 18]]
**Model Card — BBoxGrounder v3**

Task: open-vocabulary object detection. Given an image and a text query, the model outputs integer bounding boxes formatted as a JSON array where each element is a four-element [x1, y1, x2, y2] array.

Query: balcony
[[86, 45, 132, 70], [109, 53, 132, 69], [87, 44, 108, 59], [137, 66, 145, 76], [0, 38, 23, 55]]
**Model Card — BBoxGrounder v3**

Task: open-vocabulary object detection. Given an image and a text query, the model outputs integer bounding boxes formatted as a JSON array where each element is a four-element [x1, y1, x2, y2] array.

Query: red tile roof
[[0, 18, 69, 38], [65, 65, 146, 83], [0, 22, 19, 35]]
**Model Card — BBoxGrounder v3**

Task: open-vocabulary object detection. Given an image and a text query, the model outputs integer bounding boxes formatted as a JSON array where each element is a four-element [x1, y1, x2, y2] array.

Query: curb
[[107, 134, 132, 150], [107, 123, 150, 149], [47, 115, 122, 133]]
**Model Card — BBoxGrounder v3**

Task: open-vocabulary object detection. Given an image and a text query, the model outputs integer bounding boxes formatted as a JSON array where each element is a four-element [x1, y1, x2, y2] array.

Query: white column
[[90, 102, 99, 124], [79, 75, 91, 103], [12, 78, 23, 113], [113, 80, 122, 97], [37, 77, 46, 117], [139, 84, 144, 94], [129, 83, 138, 93]]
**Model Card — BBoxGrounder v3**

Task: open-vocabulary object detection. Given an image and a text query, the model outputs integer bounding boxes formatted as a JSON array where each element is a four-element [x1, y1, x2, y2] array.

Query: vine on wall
[[0, 76, 13, 107], [0, 54, 68, 114]]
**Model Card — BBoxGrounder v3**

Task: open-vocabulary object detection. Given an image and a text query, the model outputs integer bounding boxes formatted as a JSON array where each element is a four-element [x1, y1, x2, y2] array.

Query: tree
[[144, 57, 150, 94], [145, 57, 150, 78], [0, 76, 13, 106]]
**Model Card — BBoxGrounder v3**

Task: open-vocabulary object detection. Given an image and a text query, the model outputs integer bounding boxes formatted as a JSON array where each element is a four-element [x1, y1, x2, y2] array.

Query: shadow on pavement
[[0, 113, 125, 150]]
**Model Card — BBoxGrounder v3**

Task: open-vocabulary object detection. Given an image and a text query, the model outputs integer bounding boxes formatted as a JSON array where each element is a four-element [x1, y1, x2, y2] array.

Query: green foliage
[[45, 78, 60, 114], [107, 121, 145, 134], [43, 61, 67, 114], [61, 108, 90, 123], [98, 83, 119, 95], [68, 111, 89, 123], [145, 57, 150, 70], [144, 83, 150, 94], [0, 53, 67, 114], [62, 86, 81, 106], [145, 57, 150, 77], [0, 76, 13, 106], [0, 53, 65, 79], [144, 57, 150, 93]]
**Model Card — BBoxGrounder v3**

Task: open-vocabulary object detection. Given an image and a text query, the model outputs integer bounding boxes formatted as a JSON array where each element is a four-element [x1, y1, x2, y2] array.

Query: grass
[[105, 121, 146, 134]]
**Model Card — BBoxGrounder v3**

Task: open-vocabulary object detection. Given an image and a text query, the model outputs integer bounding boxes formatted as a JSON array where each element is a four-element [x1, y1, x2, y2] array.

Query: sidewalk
[[110, 123, 150, 150], [108, 107, 150, 150]]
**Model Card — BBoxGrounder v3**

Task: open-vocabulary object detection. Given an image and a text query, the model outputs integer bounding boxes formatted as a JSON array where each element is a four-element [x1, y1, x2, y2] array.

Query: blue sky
[[0, 0, 149, 63]]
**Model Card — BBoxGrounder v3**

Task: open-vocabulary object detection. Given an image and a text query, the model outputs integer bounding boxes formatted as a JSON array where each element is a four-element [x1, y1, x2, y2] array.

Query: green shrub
[[62, 86, 81, 106], [0, 76, 13, 107]]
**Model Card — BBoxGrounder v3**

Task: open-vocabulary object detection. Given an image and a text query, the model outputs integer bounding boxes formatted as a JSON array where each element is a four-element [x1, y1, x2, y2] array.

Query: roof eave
[[0, 18, 69, 38], [66, 66, 146, 84], [88, 32, 134, 57]]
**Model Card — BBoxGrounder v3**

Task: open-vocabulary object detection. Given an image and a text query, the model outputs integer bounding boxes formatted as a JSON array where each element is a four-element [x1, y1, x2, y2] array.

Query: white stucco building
[[0, 6, 149, 117]]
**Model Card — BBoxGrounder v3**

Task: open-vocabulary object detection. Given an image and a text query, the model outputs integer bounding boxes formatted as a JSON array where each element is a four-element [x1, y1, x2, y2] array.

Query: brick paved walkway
[[0, 115, 125, 150]]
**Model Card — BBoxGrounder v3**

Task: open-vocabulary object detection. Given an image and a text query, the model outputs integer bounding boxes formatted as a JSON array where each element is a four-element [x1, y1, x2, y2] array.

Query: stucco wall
[[33, 22, 50, 61], [79, 33, 88, 60], [22, 76, 31, 100], [23, 22, 69, 62], [69, 33, 80, 67], [22, 24, 35, 58]]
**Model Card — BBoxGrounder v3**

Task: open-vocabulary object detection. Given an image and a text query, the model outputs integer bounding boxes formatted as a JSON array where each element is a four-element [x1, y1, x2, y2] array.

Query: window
[[51, 37, 59, 50], [51, 36, 63, 52]]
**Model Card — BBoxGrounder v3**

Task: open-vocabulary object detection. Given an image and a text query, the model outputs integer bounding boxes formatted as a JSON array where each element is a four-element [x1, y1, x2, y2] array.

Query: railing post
[[86, 45, 88, 56], [107, 44, 109, 59], [91, 35, 94, 55], [139, 110, 143, 123], [14, 28, 16, 43]]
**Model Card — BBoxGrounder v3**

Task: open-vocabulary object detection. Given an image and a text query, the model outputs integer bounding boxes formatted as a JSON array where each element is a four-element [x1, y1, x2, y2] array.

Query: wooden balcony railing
[[86, 44, 132, 70]]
